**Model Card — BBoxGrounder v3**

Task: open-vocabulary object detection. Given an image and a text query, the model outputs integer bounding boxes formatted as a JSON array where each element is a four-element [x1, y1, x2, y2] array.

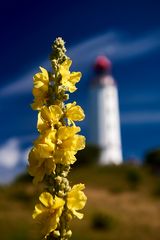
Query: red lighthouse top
[[92, 56, 115, 86], [94, 56, 112, 72]]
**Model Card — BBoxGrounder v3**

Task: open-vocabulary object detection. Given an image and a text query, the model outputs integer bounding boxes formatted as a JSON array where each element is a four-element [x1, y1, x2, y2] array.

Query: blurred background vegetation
[[1, 145, 160, 240]]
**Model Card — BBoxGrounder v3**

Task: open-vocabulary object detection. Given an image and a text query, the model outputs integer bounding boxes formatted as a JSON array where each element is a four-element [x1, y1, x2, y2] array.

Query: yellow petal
[[45, 130, 57, 146], [54, 196, 65, 209], [64, 151, 77, 164], [70, 72, 81, 84], [28, 148, 42, 168], [45, 197, 64, 237], [38, 105, 62, 132], [59, 59, 81, 93], [28, 147, 56, 184], [40, 106, 52, 122], [67, 184, 87, 219], [45, 158, 56, 175], [67, 84, 77, 93], [46, 215, 58, 237], [37, 112, 46, 133], [60, 60, 71, 82], [61, 135, 85, 151], [31, 66, 49, 111], [73, 135, 86, 151], [33, 78, 44, 88], [35, 211, 50, 230], [32, 193, 65, 238], [28, 148, 46, 184], [54, 150, 76, 165], [71, 183, 85, 191], [57, 126, 80, 141], [66, 102, 85, 121], [68, 72, 82, 93], [32, 170, 45, 185], [49, 105, 63, 122], [72, 210, 84, 219], [31, 97, 44, 110], [61, 59, 72, 71], [39, 67, 49, 81], [39, 192, 54, 208], [36, 144, 54, 158], [40, 105, 63, 124], [33, 67, 48, 83], [32, 203, 46, 219]]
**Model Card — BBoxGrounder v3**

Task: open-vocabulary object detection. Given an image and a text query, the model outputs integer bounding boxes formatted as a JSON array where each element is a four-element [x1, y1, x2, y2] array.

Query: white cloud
[[0, 138, 29, 168], [121, 111, 160, 124], [22, 147, 31, 165], [0, 29, 160, 98], [0, 70, 35, 97], [0, 138, 21, 168], [68, 30, 160, 65], [0, 138, 31, 184]]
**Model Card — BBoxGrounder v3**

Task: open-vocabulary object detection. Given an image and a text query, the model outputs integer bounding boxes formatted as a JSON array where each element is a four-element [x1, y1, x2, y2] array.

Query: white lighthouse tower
[[90, 56, 123, 165]]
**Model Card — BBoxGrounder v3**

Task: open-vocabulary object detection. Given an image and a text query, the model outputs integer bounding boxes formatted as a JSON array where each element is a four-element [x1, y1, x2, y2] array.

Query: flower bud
[[53, 230, 60, 237], [60, 183, 66, 190], [58, 190, 65, 198], [55, 176, 62, 184], [65, 230, 72, 238], [67, 213, 73, 221]]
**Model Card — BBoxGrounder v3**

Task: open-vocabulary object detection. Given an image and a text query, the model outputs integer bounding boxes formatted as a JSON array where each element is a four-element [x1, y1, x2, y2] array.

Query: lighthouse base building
[[90, 56, 123, 165]]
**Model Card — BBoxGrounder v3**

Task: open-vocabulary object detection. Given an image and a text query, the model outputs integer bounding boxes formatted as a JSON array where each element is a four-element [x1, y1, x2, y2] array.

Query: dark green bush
[[152, 180, 160, 197], [126, 168, 142, 190], [75, 144, 100, 167], [91, 212, 116, 230], [14, 172, 32, 184], [144, 148, 160, 174]]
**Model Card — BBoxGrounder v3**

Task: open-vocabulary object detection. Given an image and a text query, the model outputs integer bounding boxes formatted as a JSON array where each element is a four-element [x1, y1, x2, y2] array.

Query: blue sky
[[0, 0, 160, 183]]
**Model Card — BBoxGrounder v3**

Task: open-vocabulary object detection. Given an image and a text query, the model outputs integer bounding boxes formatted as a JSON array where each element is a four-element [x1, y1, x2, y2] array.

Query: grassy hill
[[1, 164, 160, 240]]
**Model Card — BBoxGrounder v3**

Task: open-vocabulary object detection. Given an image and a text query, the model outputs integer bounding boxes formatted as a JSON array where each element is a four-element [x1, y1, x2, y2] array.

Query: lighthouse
[[89, 56, 123, 165]]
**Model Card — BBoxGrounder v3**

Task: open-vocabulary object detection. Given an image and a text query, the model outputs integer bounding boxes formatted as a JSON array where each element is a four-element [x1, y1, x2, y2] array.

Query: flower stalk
[[28, 37, 87, 239]]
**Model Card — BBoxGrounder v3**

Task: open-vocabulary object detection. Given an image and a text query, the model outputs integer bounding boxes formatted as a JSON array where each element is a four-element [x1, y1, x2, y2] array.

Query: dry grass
[[0, 164, 160, 240]]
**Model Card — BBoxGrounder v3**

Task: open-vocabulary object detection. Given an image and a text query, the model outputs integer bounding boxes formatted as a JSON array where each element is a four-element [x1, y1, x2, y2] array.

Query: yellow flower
[[55, 126, 85, 164], [67, 184, 87, 219], [28, 147, 56, 184], [59, 59, 82, 93], [56, 126, 85, 151], [33, 192, 65, 238], [65, 102, 85, 125], [34, 126, 85, 165], [37, 105, 63, 133], [31, 67, 49, 110]]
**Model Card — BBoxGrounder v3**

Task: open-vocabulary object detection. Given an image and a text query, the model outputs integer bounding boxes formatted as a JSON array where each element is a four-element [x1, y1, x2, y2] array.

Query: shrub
[[75, 144, 100, 167], [91, 212, 116, 230], [14, 172, 32, 184], [126, 168, 142, 190], [144, 148, 160, 174], [152, 180, 160, 197]]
